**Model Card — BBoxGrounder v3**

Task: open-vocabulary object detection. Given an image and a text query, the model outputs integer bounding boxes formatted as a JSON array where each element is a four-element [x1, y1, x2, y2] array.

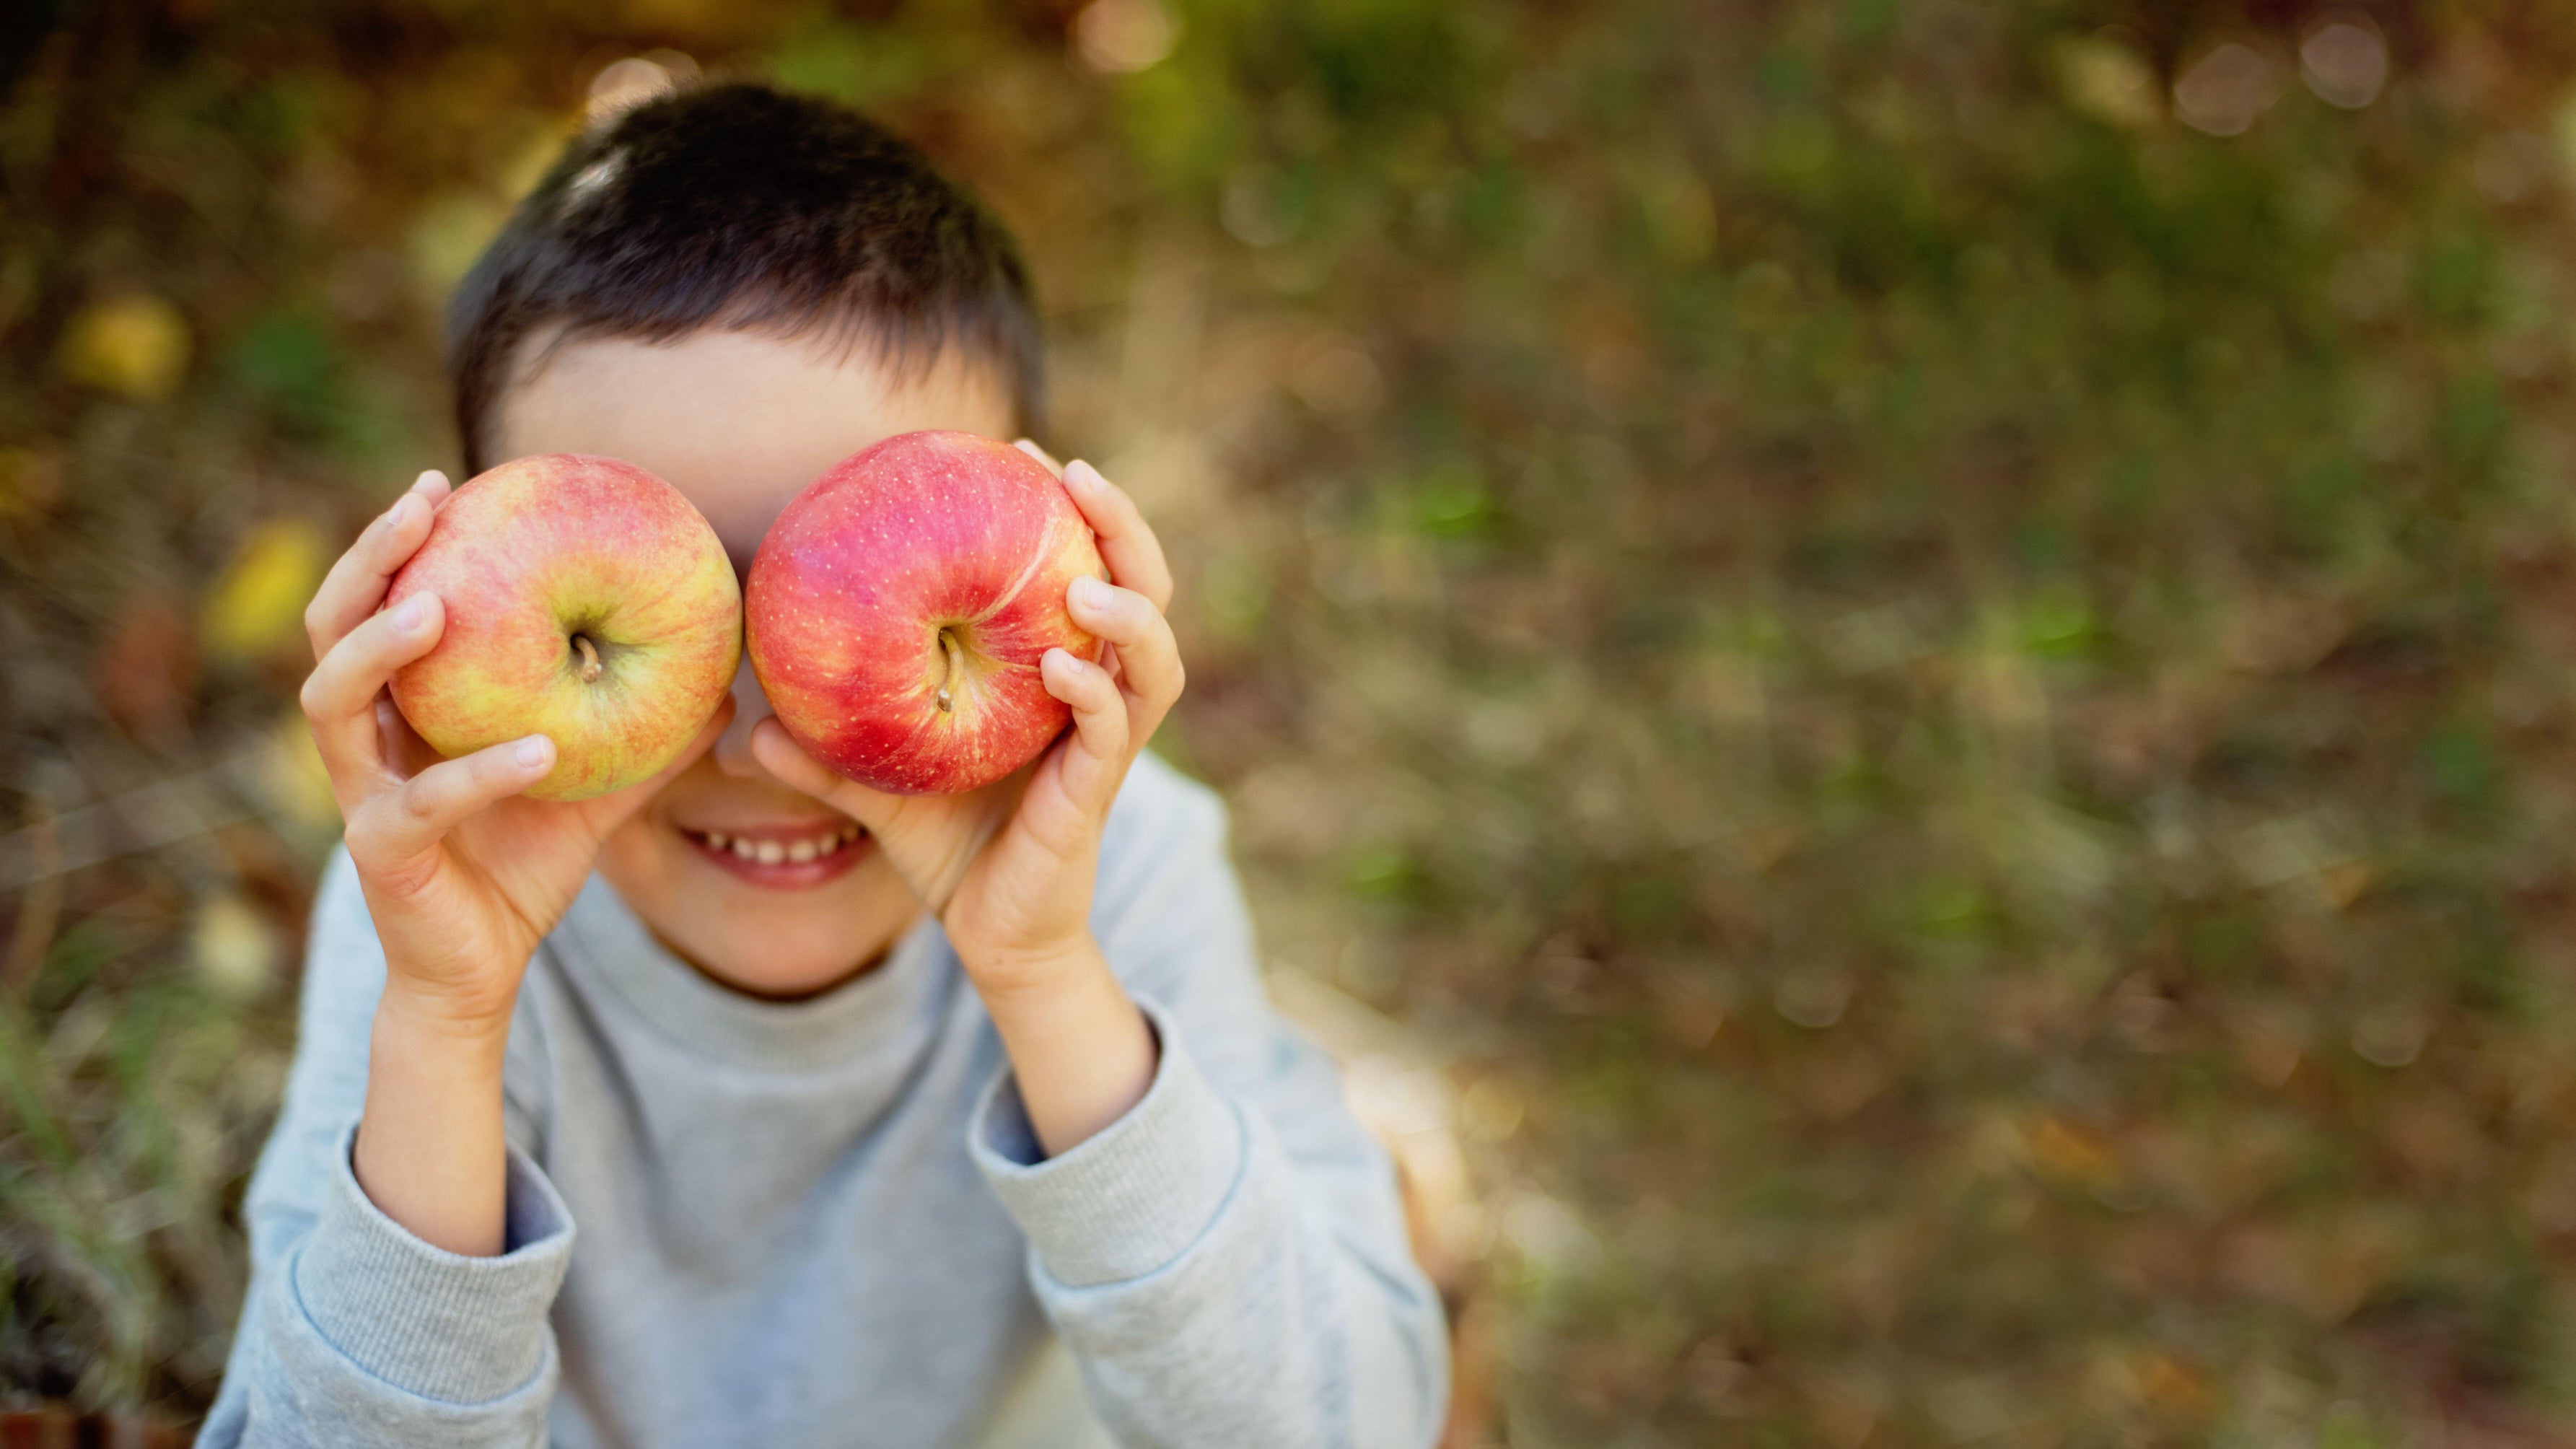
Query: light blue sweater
[[198, 755, 1447, 1447]]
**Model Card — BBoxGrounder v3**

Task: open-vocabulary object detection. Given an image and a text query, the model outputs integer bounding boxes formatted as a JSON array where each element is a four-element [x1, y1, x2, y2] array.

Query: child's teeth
[[704, 827, 859, 865]]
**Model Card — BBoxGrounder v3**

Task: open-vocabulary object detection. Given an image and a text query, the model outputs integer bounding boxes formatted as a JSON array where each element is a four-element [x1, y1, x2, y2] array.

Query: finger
[[305, 472, 445, 659], [1061, 460, 1173, 613], [1066, 577, 1183, 725], [1013, 439, 1066, 477], [748, 717, 894, 826], [349, 734, 555, 868], [750, 716, 1015, 911], [301, 592, 444, 791], [1041, 647, 1131, 813]]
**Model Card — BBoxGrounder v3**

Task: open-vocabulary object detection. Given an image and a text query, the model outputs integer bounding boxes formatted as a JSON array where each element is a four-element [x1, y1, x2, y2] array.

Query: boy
[[201, 83, 1447, 1448]]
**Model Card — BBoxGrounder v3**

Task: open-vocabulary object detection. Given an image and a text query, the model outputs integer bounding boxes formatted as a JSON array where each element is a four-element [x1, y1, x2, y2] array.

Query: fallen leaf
[[202, 519, 330, 662], [193, 893, 279, 1002], [93, 596, 196, 736], [58, 295, 191, 401]]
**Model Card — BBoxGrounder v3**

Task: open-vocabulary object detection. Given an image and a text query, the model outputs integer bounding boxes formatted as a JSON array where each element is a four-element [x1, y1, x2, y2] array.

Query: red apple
[[387, 454, 742, 802], [745, 431, 1106, 795]]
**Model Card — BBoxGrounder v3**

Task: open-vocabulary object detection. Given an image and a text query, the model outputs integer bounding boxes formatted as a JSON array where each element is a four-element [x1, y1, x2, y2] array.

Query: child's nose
[[711, 657, 777, 778]]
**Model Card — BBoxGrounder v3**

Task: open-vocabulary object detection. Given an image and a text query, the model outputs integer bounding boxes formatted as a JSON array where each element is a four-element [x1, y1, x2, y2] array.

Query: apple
[[387, 453, 742, 802], [746, 430, 1106, 795]]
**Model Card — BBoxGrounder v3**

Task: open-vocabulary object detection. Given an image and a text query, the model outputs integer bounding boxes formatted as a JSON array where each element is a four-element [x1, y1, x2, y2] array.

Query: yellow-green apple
[[386, 453, 741, 802], [746, 431, 1106, 795]]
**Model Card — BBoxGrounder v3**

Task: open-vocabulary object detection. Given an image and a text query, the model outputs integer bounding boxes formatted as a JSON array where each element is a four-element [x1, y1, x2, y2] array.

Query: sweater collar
[[548, 873, 956, 1072]]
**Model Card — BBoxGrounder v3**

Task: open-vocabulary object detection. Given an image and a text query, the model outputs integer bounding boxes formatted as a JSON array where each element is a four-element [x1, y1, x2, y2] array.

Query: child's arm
[[755, 454, 1449, 1445], [978, 767, 1453, 1448], [293, 470, 724, 1257], [749, 451, 1186, 1157], [198, 851, 570, 1448], [202, 468, 724, 1447]]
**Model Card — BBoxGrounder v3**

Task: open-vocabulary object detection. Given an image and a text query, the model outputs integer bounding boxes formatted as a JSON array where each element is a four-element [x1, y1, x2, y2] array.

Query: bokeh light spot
[[2300, 16, 2388, 110], [2173, 43, 2282, 137]]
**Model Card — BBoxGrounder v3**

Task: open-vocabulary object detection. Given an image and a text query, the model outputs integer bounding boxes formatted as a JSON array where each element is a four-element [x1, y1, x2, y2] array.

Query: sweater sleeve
[[967, 758, 1451, 1449], [196, 849, 574, 1449]]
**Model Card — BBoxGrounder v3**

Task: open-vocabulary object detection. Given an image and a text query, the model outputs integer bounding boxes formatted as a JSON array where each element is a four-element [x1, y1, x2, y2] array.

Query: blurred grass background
[[9, 0, 2576, 1443]]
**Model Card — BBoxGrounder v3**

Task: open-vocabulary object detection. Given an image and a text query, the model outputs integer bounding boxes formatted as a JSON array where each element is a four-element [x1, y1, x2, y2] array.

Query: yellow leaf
[[193, 893, 279, 1002], [2055, 36, 2161, 131], [2023, 1115, 2121, 1191], [259, 706, 340, 836], [2138, 1352, 2212, 1417], [203, 518, 330, 662], [58, 294, 191, 401]]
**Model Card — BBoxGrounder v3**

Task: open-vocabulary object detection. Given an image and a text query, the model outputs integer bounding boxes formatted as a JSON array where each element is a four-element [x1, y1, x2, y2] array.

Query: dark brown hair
[[445, 82, 1041, 476]]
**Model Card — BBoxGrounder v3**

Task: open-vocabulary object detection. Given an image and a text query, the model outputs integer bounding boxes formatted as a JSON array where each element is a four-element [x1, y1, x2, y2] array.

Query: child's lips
[[680, 823, 869, 890]]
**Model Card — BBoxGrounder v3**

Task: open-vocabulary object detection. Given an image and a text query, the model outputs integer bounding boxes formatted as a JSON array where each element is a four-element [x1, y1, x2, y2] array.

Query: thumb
[[751, 718, 1019, 913], [748, 716, 908, 834]]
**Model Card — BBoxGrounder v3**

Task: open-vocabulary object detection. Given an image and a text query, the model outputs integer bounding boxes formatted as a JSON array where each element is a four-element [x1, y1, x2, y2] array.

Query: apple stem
[[936, 628, 965, 714], [572, 634, 603, 684]]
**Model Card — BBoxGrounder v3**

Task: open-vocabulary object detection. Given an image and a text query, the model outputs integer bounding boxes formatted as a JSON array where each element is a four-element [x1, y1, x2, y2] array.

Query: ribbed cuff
[[971, 998, 1247, 1288], [290, 1124, 576, 1404]]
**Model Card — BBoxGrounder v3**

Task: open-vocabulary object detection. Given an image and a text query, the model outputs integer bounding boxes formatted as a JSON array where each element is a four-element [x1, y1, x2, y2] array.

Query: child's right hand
[[301, 469, 731, 1035]]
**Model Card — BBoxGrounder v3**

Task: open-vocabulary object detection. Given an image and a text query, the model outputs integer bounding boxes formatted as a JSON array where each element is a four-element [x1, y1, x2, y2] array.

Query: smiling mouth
[[683, 823, 864, 865]]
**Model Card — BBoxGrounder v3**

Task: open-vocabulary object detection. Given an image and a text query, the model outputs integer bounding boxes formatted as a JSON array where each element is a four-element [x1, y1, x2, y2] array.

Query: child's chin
[[696, 909, 914, 999]]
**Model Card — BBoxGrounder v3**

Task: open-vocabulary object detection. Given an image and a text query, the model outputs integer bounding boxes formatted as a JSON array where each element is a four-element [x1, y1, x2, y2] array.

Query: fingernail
[[1069, 575, 1111, 610], [392, 595, 428, 630], [514, 737, 552, 769], [1066, 460, 1105, 493], [387, 494, 419, 529], [413, 470, 443, 493]]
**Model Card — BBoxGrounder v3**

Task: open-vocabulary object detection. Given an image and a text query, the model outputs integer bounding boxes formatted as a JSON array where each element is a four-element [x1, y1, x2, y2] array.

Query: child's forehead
[[493, 327, 1016, 570]]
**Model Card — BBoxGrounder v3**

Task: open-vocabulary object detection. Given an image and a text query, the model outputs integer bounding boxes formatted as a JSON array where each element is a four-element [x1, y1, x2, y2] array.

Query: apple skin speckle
[[387, 453, 742, 802], [745, 430, 1105, 796]]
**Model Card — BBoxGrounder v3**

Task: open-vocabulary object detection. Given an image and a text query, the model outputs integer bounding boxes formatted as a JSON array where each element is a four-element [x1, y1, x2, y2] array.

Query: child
[[201, 83, 1447, 1448]]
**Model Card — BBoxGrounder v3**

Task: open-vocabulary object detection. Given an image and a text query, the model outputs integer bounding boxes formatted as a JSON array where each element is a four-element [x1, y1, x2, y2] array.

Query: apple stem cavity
[[571, 633, 605, 684], [935, 626, 967, 714]]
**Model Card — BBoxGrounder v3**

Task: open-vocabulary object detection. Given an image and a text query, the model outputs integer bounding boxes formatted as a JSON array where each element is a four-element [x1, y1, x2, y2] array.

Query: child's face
[[493, 328, 1017, 997]]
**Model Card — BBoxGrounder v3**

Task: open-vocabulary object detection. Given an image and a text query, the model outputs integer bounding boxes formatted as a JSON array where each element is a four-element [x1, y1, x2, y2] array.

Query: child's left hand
[[750, 447, 1181, 1121]]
